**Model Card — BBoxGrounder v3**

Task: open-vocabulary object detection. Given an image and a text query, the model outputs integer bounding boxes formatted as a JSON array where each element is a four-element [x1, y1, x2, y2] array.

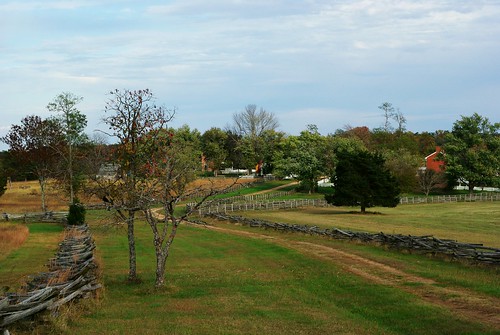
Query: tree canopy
[[325, 150, 400, 213], [443, 113, 500, 192]]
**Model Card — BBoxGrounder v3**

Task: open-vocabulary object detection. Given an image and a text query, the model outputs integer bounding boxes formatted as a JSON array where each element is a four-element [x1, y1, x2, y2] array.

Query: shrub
[[67, 199, 85, 225]]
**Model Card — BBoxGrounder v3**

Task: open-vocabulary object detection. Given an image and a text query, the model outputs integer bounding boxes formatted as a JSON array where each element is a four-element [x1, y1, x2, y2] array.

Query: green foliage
[[0, 159, 6, 197], [201, 127, 228, 174], [67, 199, 86, 225], [326, 150, 400, 213], [443, 113, 500, 192]]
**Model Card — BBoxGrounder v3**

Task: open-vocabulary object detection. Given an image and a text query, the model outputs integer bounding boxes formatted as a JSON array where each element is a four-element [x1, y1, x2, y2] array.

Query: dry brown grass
[[0, 224, 30, 257], [0, 180, 68, 213], [0, 177, 254, 214]]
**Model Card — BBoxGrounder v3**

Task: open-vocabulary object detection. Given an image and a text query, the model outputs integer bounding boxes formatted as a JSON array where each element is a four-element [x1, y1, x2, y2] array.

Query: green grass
[[0, 222, 64, 291], [238, 202, 500, 248], [63, 209, 498, 334], [208, 180, 295, 200], [2, 205, 499, 334]]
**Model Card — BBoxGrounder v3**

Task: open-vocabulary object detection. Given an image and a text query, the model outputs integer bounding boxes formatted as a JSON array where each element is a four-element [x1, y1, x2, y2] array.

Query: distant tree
[[326, 150, 400, 213], [1, 115, 64, 211], [418, 169, 446, 196], [383, 148, 421, 193], [47, 92, 88, 204], [0, 159, 6, 197], [392, 108, 407, 133], [274, 125, 325, 193], [378, 102, 395, 132], [228, 104, 279, 170], [443, 113, 500, 193], [201, 128, 228, 175]]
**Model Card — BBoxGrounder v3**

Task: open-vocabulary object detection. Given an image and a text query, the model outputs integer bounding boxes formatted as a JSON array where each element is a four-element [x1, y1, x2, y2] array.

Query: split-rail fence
[[0, 224, 100, 332]]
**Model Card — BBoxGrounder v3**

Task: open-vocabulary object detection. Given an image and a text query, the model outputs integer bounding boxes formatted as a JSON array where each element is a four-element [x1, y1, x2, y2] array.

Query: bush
[[67, 200, 85, 225]]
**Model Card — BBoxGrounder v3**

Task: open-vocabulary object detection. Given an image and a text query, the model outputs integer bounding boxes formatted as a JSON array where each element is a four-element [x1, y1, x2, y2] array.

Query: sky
[[1, 0, 499, 150]]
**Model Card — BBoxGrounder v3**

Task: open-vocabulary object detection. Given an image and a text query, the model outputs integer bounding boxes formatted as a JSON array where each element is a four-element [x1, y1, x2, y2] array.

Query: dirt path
[[252, 181, 299, 195], [194, 222, 500, 331]]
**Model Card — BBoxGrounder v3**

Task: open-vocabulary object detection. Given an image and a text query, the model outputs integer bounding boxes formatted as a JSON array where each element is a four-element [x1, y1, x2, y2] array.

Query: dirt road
[[194, 221, 500, 331]]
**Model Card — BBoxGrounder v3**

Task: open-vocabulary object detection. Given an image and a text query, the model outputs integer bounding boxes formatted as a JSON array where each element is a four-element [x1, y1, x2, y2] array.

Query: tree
[[100, 89, 174, 282], [325, 150, 400, 213], [0, 159, 7, 197], [418, 169, 446, 196], [1, 116, 64, 211], [383, 148, 421, 193], [47, 92, 88, 204], [228, 104, 279, 170], [201, 127, 228, 176], [379, 102, 395, 132], [140, 126, 230, 287], [443, 113, 500, 193], [273, 125, 325, 193], [99, 89, 232, 287]]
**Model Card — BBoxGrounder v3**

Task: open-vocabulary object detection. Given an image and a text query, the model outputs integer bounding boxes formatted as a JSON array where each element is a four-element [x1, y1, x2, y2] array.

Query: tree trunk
[[154, 219, 180, 288], [127, 210, 138, 282], [39, 177, 47, 212], [69, 143, 74, 204], [155, 249, 167, 288], [360, 204, 366, 214]]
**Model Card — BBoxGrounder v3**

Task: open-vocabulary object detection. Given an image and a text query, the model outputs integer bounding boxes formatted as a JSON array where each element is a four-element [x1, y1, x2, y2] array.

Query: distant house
[[96, 163, 119, 180], [424, 146, 445, 172]]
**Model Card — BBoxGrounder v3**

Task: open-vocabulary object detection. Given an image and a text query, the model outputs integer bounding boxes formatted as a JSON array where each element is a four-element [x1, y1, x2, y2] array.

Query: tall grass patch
[[0, 222, 64, 290], [0, 224, 29, 258]]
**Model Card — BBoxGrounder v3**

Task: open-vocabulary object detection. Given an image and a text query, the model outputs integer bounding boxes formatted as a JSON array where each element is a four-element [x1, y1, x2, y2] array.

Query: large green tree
[[326, 150, 400, 213], [201, 127, 228, 175], [273, 125, 325, 193], [443, 113, 500, 193]]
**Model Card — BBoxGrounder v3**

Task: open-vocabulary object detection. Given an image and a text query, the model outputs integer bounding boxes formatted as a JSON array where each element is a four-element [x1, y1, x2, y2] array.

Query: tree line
[[1, 90, 498, 287]]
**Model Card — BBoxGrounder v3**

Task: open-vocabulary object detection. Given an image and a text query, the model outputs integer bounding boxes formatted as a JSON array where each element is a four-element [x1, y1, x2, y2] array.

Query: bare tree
[[228, 104, 279, 171], [99, 89, 174, 283], [392, 108, 407, 133], [418, 169, 445, 196], [378, 102, 395, 132], [97, 89, 234, 287], [139, 128, 236, 287]]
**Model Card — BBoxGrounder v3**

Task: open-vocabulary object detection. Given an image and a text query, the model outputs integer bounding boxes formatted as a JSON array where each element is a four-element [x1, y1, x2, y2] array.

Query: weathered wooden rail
[[191, 192, 500, 215], [400, 192, 500, 204], [2, 211, 68, 223], [0, 224, 100, 332], [205, 213, 500, 266], [191, 199, 329, 215]]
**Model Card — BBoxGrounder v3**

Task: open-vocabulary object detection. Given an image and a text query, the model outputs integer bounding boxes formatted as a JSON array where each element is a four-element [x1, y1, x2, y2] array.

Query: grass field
[[1, 181, 499, 334]]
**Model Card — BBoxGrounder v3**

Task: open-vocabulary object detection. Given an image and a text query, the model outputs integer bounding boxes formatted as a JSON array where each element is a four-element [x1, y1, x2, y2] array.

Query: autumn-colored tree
[[1, 115, 64, 211]]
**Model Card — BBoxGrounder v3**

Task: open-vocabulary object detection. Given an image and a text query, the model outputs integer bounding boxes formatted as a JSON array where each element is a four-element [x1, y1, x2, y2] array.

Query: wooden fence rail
[[400, 193, 500, 204], [191, 192, 500, 215], [205, 213, 500, 266], [0, 224, 100, 332], [192, 199, 329, 215], [2, 211, 68, 223]]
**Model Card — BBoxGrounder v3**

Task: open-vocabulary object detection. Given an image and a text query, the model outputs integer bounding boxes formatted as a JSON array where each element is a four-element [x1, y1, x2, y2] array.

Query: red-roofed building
[[424, 146, 445, 172]]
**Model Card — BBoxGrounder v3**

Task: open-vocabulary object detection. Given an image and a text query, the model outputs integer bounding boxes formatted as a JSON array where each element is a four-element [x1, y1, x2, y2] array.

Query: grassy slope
[[0, 222, 63, 291], [64, 209, 499, 335], [238, 202, 500, 248]]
